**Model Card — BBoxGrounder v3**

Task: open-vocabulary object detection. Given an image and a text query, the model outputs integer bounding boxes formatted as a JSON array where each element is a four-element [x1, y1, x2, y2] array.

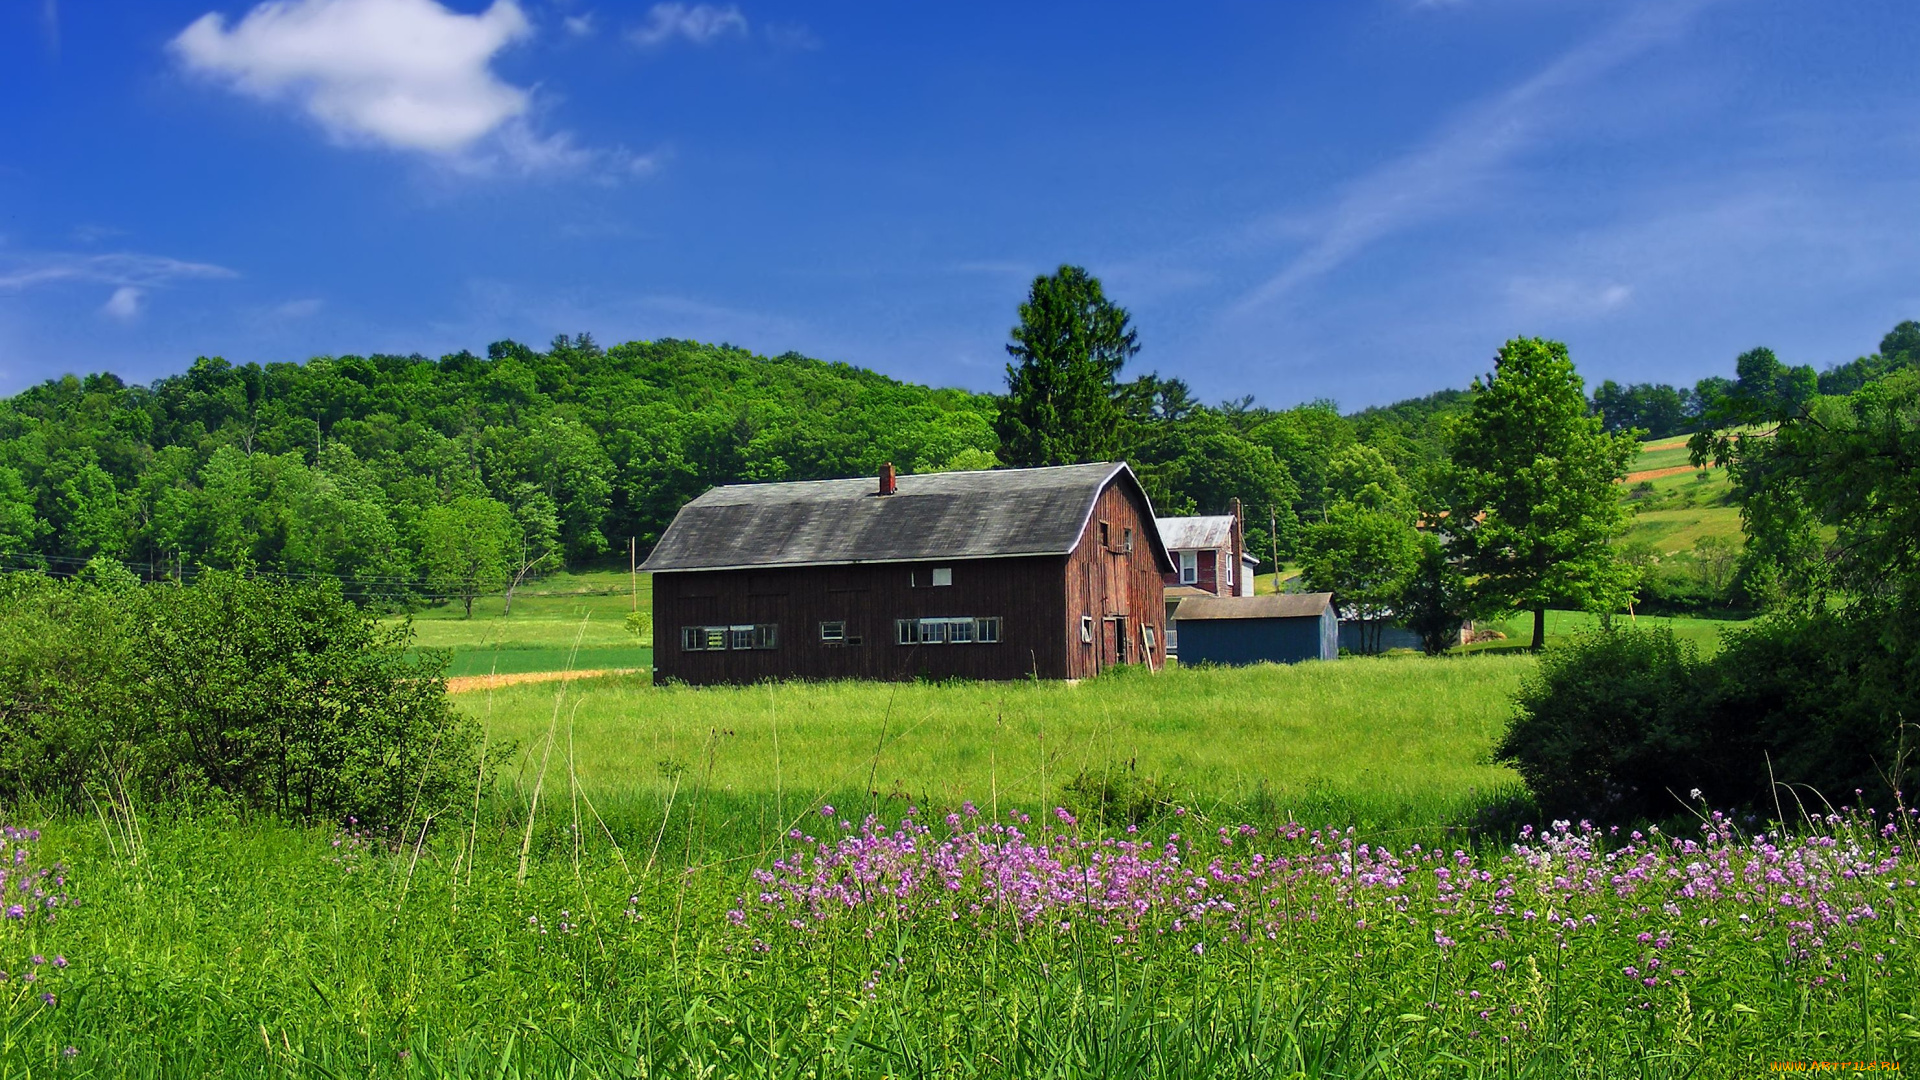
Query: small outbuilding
[[1170, 592, 1338, 667]]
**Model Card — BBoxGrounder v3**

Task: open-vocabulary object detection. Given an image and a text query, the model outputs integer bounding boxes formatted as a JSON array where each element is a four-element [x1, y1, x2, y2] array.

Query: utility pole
[[629, 537, 637, 612], [1270, 507, 1281, 593]]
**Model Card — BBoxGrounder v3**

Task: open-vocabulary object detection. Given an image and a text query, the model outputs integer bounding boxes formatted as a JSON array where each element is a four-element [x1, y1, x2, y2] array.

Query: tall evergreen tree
[[995, 266, 1139, 467], [1441, 337, 1639, 650]]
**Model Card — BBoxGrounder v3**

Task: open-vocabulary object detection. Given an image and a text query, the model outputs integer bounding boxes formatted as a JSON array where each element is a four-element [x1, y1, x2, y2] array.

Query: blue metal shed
[[1171, 593, 1338, 666]]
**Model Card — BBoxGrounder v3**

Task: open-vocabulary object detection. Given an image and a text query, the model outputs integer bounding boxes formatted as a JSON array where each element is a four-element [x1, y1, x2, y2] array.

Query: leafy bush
[[0, 570, 483, 824], [1496, 628, 1729, 821], [1498, 616, 1920, 822]]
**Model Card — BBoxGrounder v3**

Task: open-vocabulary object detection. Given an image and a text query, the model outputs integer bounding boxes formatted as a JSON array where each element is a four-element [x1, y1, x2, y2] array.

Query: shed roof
[[1156, 515, 1235, 551], [642, 462, 1175, 573], [1172, 593, 1334, 621]]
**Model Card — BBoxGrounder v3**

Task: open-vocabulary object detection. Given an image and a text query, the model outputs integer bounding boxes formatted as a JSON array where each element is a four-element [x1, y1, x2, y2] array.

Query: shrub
[[0, 570, 483, 824], [1497, 615, 1920, 822], [1060, 764, 1174, 827], [1495, 628, 1736, 821]]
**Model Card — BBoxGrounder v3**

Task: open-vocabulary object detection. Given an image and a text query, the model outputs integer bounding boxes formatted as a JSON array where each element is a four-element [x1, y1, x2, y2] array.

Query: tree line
[[2, 263, 1914, 631]]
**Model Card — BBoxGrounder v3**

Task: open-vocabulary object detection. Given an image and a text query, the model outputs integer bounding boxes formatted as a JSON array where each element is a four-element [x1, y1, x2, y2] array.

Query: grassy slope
[[1620, 432, 1745, 553], [464, 654, 1532, 828], [398, 569, 653, 676]]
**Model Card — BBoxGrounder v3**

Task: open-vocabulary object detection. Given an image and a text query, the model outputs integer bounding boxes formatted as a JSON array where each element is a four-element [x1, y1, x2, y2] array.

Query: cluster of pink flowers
[[1, 825, 69, 1010], [737, 803, 1915, 986]]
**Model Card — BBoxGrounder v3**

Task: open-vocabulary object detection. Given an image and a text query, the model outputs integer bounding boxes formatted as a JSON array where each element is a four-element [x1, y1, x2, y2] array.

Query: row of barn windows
[[680, 617, 1003, 652]]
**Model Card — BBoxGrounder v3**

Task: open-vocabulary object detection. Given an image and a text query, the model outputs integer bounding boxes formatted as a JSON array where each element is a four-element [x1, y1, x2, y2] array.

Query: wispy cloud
[[0, 251, 236, 292], [170, 0, 644, 180], [40, 0, 59, 57], [628, 3, 747, 47], [563, 13, 595, 37], [1236, 0, 1724, 312]]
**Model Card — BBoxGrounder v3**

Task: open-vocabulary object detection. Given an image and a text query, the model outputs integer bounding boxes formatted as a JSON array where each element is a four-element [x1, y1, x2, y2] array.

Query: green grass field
[[398, 569, 653, 675], [466, 654, 1532, 830]]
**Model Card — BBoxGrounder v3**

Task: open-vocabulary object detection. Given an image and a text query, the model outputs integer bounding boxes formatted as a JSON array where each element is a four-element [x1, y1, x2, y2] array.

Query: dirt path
[[446, 668, 641, 694], [1623, 463, 1715, 484]]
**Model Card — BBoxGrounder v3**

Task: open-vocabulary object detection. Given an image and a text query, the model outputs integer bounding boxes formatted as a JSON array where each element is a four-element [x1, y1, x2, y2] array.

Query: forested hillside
[[0, 337, 1002, 595], [0, 333, 1465, 597], [3, 317, 1912, 609]]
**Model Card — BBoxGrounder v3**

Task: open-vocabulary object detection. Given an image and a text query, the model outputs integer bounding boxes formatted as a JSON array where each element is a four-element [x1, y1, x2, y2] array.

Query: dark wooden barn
[[1170, 593, 1339, 667], [641, 462, 1174, 685]]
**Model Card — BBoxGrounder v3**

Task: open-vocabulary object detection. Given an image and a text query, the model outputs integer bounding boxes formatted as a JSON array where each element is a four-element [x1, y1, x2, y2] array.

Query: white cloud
[[0, 251, 235, 292], [563, 13, 594, 37], [1236, 0, 1725, 312], [171, 0, 535, 155], [102, 287, 144, 320], [1505, 277, 1634, 320], [273, 297, 324, 318], [628, 3, 746, 47]]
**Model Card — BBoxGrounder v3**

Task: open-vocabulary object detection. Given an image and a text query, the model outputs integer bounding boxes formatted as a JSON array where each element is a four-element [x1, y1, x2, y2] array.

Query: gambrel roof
[[642, 462, 1176, 573]]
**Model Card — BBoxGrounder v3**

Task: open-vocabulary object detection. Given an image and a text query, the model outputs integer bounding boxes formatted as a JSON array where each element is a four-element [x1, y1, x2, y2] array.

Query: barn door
[[1103, 616, 1128, 668]]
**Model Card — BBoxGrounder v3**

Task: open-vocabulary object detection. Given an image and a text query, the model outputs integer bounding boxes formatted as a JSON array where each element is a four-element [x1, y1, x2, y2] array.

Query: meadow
[[9, 649, 1917, 1076]]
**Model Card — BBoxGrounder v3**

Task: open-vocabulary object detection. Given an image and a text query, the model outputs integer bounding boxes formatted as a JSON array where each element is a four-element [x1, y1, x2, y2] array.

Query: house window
[[820, 621, 846, 645], [897, 617, 999, 645], [1179, 551, 1198, 584], [931, 567, 952, 587], [682, 625, 775, 651], [1080, 615, 1094, 644], [1223, 556, 1233, 590]]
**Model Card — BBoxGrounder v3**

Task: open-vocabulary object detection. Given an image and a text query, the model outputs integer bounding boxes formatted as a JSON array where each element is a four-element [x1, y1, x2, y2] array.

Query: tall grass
[[468, 655, 1531, 831]]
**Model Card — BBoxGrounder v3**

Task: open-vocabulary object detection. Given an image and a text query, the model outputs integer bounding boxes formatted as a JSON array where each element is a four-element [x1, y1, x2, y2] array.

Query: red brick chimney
[[879, 462, 897, 496]]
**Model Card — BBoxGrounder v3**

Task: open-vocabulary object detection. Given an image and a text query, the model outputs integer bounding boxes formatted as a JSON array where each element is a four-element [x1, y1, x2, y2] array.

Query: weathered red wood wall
[[1060, 481, 1168, 679]]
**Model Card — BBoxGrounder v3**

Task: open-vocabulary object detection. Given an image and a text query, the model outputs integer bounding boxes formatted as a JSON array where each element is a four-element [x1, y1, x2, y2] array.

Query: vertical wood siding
[[651, 473, 1166, 685]]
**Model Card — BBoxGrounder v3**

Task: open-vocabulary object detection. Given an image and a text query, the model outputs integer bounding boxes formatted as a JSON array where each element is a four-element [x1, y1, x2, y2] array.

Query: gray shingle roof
[[641, 462, 1175, 572], [1172, 593, 1334, 621], [1156, 515, 1235, 551]]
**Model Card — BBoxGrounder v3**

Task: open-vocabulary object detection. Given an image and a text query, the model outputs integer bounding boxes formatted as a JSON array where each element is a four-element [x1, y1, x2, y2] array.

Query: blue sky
[[3, 0, 1917, 408]]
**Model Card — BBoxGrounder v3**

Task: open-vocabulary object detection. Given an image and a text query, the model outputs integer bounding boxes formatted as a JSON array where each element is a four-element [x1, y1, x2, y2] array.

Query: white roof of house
[[1155, 515, 1235, 551]]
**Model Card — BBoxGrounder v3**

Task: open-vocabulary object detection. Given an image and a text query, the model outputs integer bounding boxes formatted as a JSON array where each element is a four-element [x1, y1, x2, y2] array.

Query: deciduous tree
[[1441, 337, 1639, 650]]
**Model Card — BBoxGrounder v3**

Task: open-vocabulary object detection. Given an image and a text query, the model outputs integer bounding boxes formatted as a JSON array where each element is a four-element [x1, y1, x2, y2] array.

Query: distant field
[[397, 568, 652, 675], [1462, 607, 1746, 655], [461, 654, 1532, 828], [1620, 432, 1745, 555]]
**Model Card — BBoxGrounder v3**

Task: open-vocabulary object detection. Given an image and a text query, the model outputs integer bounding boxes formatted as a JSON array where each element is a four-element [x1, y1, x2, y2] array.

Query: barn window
[[820, 621, 846, 645], [896, 619, 920, 645], [931, 567, 952, 587], [976, 617, 1001, 643], [754, 624, 779, 649], [1080, 615, 1094, 644], [728, 625, 755, 650], [681, 626, 730, 651], [1099, 521, 1111, 548], [947, 618, 975, 644], [1179, 551, 1198, 584], [1143, 626, 1157, 653], [919, 618, 950, 644], [1124, 527, 1134, 553]]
